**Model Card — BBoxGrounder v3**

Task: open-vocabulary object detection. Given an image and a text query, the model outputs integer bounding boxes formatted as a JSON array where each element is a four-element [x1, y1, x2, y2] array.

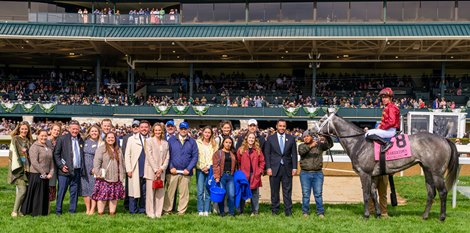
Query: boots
[[366, 134, 392, 153]]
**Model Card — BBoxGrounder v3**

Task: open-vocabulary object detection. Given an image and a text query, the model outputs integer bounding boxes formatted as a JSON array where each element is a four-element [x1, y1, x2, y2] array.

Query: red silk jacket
[[378, 102, 400, 130]]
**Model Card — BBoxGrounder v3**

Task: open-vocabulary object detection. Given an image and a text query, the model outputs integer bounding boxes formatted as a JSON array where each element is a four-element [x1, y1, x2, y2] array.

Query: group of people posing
[[8, 114, 337, 218]]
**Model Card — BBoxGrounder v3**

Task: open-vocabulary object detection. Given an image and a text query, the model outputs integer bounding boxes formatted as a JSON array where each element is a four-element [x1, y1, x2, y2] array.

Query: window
[[249, 3, 281, 22], [316, 2, 349, 22], [420, 1, 454, 21], [214, 3, 245, 22], [458, 1, 470, 21], [350, 1, 383, 22], [182, 4, 213, 23], [281, 2, 314, 22]]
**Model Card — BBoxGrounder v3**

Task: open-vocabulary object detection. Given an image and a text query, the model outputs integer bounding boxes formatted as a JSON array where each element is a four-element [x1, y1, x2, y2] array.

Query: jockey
[[365, 87, 400, 152]]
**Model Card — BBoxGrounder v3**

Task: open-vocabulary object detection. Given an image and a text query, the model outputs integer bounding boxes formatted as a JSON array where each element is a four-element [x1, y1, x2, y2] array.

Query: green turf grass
[[0, 167, 469, 233]]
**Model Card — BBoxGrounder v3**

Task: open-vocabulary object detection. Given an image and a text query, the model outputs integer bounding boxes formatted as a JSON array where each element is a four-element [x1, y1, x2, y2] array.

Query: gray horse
[[314, 110, 459, 221]]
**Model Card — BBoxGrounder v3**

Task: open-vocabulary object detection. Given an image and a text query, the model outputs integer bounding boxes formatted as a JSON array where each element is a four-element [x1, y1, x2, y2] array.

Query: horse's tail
[[445, 138, 459, 191]]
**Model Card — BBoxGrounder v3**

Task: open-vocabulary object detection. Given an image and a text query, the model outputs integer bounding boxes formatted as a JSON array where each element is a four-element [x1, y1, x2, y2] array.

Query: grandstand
[[0, 0, 469, 131]]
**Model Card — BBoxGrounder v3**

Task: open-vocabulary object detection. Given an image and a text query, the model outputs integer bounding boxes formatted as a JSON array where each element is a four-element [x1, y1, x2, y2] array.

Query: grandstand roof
[[1, 22, 470, 65]]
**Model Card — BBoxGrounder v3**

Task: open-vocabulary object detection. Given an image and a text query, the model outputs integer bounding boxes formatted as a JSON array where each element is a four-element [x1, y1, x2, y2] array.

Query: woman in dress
[[81, 125, 101, 215], [8, 121, 33, 217], [144, 123, 169, 218], [196, 126, 217, 216], [92, 132, 125, 215], [237, 132, 265, 216], [21, 130, 54, 216], [212, 137, 237, 217], [46, 123, 61, 205]]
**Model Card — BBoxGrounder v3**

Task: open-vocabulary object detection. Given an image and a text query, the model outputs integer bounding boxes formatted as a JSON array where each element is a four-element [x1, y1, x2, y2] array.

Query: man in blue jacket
[[163, 121, 198, 215]]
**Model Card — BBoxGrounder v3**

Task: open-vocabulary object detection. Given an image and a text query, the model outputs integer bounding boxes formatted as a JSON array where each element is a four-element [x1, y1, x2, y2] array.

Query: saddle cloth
[[374, 134, 412, 161]]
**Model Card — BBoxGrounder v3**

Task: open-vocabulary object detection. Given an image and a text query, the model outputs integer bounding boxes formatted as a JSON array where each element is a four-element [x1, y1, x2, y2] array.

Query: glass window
[[182, 3, 213, 23], [214, 3, 246, 22], [316, 2, 349, 22], [229, 3, 245, 22], [420, 1, 454, 21], [281, 2, 314, 23], [409, 115, 429, 134], [249, 3, 281, 22], [403, 1, 420, 21], [387, 1, 404, 21], [214, 3, 230, 22], [350, 1, 383, 22], [433, 115, 458, 138], [458, 1, 470, 21]]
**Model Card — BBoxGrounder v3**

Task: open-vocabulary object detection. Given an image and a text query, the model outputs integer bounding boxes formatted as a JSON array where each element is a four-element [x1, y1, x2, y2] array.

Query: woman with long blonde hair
[[237, 132, 265, 216], [144, 123, 169, 218], [91, 132, 125, 215], [81, 125, 102, 215], [196, 126, 217, 216], [8, 121, 33, 217], [46, 123, 62, 209]]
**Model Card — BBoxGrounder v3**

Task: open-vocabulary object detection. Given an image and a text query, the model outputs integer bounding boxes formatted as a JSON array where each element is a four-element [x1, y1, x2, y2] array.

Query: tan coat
[[93, 145, 125, 183], [28, 141, 54, 176], [125, 134, 145, 198], [143, 137, 169, 181]]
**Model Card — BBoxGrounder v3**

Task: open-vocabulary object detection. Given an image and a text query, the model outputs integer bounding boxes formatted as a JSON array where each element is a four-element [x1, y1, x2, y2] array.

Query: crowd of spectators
[[1, 69, 469, 109], [77, 7, 179, 25]]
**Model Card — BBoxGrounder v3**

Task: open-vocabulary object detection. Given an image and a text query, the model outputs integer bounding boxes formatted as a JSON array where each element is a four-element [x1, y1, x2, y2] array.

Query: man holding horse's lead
[[365, 87, 400, 152]]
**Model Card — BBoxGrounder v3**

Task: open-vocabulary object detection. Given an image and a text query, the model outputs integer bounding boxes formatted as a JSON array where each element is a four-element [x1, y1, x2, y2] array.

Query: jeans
[[218, 173, 235, 216], [239, 188, 259, 214], [300, 170, 324, 215], [196, 169, 211, 213]]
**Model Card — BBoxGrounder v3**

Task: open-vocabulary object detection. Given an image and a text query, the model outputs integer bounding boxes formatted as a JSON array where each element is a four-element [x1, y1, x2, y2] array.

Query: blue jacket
[[168, 135, 199, 176], [234, 170, 252, 208]]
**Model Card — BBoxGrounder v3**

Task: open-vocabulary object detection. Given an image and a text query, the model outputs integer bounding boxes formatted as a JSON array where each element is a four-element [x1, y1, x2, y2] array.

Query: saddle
[[372, 134, 413, 175]]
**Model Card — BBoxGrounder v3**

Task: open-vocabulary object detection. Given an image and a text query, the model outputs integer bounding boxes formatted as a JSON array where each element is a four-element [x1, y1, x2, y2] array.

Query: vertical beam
[[189, 63, 194, 98], [312, 63, 317, 99], [383, 0, 387, 23], [95, 56, 101, 95], [440, 62, 445, 98], [245, 2, 249, 23], [130, 67, 135, 95]]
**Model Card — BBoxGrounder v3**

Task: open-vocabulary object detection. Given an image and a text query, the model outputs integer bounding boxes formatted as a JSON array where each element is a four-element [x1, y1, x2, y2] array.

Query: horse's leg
[[422, 168, 436, 220], [370, 176, 381, 218], [359, 173, 372, 219], [432, 174, 447, 221]]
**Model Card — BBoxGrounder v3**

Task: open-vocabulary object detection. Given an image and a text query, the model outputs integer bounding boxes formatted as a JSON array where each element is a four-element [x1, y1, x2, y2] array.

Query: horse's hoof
[[439, 216, 446, 222], [376, 214, 381, 219], [363, 215, 370, 220], [422, 214, 429, 220]]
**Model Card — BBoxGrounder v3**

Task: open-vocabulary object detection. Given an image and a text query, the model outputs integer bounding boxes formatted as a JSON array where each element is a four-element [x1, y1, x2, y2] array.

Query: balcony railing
[[28, 13, 180, 25]]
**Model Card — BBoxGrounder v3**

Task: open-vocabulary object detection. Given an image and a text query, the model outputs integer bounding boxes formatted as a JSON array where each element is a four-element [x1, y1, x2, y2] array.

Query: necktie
[[73, 138, 80, 168], [279, 134, 285, 152]]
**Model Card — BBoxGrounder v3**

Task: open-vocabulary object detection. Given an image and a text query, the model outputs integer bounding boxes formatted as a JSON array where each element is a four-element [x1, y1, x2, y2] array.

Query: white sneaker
[[198, 212, 204, 216], [203, 212, 209, 216]]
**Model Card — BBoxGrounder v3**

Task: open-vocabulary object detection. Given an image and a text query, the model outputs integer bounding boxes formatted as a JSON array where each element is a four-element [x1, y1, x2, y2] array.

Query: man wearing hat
[[235, 119, 266, 152], [298, 130, 333, 218], [163, 121, 198, 215], [165, 120, 177, 141], [122, 120, 141, 210]]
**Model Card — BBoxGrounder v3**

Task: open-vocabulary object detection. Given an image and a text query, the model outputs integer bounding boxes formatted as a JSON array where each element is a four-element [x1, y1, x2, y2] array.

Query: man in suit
[[264, 119, 297, 216], [53, 120, 85, 215], [165, 120, 177, 141], [125, 120, 150, 214], [122, 120, 140, 210]]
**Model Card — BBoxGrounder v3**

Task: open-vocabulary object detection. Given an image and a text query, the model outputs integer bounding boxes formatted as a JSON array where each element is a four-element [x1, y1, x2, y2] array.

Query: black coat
[[53, 133, 85, 176], [264, 133, 297, 177]]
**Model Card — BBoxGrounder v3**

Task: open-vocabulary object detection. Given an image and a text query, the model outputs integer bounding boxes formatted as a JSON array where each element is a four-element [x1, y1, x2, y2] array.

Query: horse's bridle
[[314, 114, 365, 139]]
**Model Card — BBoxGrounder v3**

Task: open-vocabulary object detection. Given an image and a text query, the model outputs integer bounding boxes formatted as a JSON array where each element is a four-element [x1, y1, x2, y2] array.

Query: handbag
[[152, 176, 163, 189], [94, 159, 112, 179]]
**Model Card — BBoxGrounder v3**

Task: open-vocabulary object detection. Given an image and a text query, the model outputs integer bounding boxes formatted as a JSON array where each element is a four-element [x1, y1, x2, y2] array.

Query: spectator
[[125, 120, 151, 214], [213, 137, 237, 217], [237, 132, 265, 216], [46, 122, 62, 206], [8, 121, 33, 217], [53, 120, 84, 215], [144, 123, 169, 218], [21, 129, 54, 216], [163, 121, 198, 215], [121, 120, 140, 210], [196, 126, 217, 216], [92, 132, 125, 215], [298, 130, 333, 218], [81, 125, 101, 215], [264, 119, 297, 216], [165, 120, 177, 140], [100, 119, 113, 140], [216, 120, 234, 147]]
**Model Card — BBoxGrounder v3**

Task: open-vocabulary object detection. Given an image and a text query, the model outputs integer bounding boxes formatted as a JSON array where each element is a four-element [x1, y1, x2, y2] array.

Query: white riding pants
[[365, 128, 396, 139]]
